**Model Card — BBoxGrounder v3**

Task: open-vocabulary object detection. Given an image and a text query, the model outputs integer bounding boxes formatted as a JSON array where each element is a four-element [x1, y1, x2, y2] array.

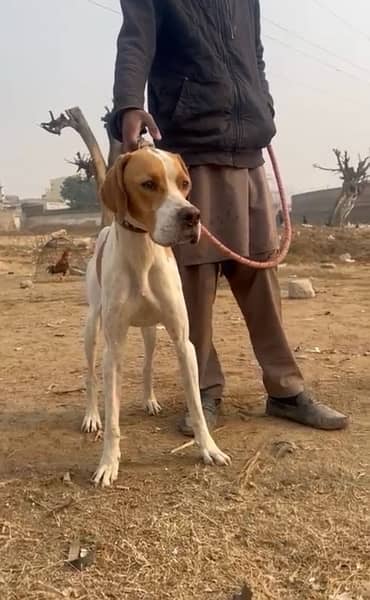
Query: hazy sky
[[1, 0, 370, 198]]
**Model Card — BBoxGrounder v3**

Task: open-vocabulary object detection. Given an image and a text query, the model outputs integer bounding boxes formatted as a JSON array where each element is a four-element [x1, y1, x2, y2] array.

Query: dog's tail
[[86, 226, 110, 306], [92, 227, 110, 258]]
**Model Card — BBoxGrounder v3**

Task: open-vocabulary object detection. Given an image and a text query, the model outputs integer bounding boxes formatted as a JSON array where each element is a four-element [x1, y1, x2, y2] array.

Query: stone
[[50, 229, 67, 240], [288, 278, 315, 299], [19, 279, 33, 289], [69, 266, 85, 276], [320, 262, 336, 269], [75, 237, 93, 250], [339, 253, 355, 263]]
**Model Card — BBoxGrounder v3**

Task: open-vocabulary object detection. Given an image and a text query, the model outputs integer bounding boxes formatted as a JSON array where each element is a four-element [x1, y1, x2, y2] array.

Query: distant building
[[43, 176, 69, 207], [292, 184, 370, 225], [2, 195, 20, 209], [46, 201, 69, 211], [20, 202, 100, 232], [21, 197, 46, 207], [0, 186, 20, 229]]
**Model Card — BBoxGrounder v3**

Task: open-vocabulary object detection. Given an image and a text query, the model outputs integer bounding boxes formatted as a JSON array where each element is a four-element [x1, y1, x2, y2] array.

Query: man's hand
[[121, 109, 162, 152]]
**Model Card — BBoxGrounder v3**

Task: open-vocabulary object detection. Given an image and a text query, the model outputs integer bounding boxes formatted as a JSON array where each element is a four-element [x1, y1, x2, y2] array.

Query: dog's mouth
[[190, 222, 201, 244], [177, 222, 201, 245], [151, 220, 201, 247]]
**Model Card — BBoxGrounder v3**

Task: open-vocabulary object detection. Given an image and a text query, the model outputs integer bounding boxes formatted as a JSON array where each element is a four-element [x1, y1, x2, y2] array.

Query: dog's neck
[[118, 213, 148, 234], [113, 217, 157, 299]]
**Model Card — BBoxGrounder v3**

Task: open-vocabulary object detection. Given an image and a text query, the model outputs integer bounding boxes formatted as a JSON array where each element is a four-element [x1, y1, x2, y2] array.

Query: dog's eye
[[141, 180, 157, 191], [182, 180, 190, 190]]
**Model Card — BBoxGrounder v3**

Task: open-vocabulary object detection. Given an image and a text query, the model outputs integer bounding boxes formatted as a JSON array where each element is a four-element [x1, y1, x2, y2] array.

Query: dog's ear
[[100, 153, 132, 222], [175, 153, 190, 179], [175, 153, 192, 198]]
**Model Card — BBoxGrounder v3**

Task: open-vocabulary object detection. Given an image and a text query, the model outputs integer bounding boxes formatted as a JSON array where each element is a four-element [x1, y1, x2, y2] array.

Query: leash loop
[[201, 145, 292, 269]]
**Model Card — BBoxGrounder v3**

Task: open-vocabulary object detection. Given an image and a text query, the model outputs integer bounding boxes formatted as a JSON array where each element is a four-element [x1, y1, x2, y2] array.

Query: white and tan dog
[[82, 147, 230, 487]]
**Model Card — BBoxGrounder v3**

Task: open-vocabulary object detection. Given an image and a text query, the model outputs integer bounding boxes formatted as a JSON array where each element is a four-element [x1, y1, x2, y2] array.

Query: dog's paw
[[81, 411, 102, 433], [92, 454, 120, 487], [200, 443, 231, 467], [144, 396, 162, 416]]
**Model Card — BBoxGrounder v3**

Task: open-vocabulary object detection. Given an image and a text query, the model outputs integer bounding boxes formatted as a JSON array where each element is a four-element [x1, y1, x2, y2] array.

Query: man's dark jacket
[[110, 0, 276, 168]]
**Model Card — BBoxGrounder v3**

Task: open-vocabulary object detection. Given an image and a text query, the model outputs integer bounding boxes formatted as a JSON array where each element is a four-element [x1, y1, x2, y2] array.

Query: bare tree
[[66, 152, 95, 180], [314, 149, 370, 226], [41, 107, 114, 227], [101, 106, 121, 169]]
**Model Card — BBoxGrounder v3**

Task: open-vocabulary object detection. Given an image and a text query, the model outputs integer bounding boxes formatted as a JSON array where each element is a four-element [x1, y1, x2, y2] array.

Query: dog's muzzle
[[178, 206, 201, 244]]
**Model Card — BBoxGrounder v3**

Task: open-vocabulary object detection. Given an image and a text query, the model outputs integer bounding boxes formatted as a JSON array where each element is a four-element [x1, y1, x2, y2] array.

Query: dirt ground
[[0, 229, 369, 600]]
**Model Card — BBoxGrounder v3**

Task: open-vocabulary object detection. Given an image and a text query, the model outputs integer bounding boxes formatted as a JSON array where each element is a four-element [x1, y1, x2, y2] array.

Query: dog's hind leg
[[141, 326, 161, 415], [82, 305, 102, 432]]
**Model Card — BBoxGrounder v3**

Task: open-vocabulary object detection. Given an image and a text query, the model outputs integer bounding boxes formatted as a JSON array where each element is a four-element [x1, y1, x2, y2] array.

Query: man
[[109, 0, 348, 435]]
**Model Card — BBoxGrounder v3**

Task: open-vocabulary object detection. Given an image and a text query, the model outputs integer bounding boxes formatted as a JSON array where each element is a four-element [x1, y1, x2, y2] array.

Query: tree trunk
[[107, 137, 122, 170], [328, 190, 358, 226], [64, 107, 112, 228], [104, 129, 121, 228]]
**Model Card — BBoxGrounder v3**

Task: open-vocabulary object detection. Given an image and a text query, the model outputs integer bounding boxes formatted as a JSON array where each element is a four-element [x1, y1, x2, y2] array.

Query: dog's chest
[[105, 248, 179, 328], [129, 292, 161, 327]]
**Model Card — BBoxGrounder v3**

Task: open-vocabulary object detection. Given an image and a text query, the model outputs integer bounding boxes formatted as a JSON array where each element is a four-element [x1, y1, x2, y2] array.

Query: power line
[[310, 0, 370, 44], [85, 0, 370, 55], [265, 34, 370, 86], [269, 71, 369, 110], [269, 71, 334, 98], [83, 0, 370, 89], [86, 0, 119, 15], [264, 17, 370, 76]]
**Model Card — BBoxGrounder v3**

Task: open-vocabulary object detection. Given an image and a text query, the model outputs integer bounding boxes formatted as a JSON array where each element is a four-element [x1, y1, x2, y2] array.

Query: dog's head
[[101, 148, 200, 246]]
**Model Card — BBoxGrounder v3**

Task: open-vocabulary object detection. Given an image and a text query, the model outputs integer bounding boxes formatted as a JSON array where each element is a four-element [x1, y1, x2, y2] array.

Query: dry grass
[[288, 226, 370, 264], [0, 229, 369, 599], [0, 443, 368, 600]]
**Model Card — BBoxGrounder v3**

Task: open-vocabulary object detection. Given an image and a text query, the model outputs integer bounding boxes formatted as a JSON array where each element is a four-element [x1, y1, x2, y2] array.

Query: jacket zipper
[[226, 0, 236, 39], [219, 0, 240, 154]]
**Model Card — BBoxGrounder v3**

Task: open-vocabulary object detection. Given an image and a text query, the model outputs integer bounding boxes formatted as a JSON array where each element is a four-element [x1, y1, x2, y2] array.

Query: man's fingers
[[122, 124, 141, 152], [144, 113, 162, 141], [123, 138, 139, 152], [122, 140, 137, 152], [121, 110, 161, 151]]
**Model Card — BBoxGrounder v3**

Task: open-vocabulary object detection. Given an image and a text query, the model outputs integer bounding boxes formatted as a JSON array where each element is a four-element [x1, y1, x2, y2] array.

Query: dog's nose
[[178, 206, 200, 227]]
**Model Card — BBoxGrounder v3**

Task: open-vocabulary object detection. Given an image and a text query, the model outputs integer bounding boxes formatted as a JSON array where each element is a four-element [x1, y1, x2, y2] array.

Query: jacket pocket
[[238, 82, 276, 148], [171, 78, 233, 135]]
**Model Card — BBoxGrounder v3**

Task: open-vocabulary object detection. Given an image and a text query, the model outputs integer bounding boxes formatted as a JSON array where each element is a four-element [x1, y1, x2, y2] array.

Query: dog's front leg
[[93, 315, 128, 487], [169, 327, 231, 466]]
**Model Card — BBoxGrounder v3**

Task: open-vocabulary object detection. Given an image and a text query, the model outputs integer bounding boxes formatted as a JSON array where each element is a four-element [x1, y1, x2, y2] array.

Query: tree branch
[[66, 152, 95, 179], [41, 106, 111, 227], [40, 111, 72, 135], [313, 163, 341, 173], [101, 105, 121, 168]]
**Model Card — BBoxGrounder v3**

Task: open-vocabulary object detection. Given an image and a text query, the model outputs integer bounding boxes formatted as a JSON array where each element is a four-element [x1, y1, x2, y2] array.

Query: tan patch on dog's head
[[173, 153, 192, 196], [101, 149, 192, 231]]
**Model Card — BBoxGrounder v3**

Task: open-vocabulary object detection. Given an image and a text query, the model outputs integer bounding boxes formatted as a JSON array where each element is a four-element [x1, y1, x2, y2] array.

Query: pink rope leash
[[200, 144, 292, 269]]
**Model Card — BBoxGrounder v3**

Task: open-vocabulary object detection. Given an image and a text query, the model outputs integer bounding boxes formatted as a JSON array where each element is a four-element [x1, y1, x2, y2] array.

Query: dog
[[82, 147, 230, 487]]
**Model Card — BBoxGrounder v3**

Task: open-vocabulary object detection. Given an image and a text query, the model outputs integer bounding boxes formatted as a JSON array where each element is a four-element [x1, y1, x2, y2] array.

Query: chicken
[[47, 249, 70, 278]]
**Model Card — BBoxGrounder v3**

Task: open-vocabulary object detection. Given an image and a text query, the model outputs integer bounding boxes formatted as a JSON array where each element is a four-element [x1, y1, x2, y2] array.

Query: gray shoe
[[178, 398, 220, 437], [266, 392, 348, 430]]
